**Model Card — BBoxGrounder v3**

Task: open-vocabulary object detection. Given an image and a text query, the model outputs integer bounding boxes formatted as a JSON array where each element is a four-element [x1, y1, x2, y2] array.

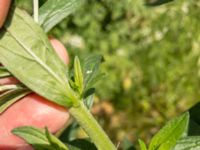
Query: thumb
[[0, 38, 70, 149], [49, 37, 69, 64]]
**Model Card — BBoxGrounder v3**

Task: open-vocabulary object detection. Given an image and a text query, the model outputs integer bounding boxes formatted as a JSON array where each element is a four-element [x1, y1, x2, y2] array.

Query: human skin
[[0, 39, 70, 150], [0, 0, 11, 28], [0, 1, 70, 149]]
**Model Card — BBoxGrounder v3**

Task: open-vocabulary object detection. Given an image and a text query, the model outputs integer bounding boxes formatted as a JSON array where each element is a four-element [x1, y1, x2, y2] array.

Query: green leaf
[[138, 139, 147, 150], [83, 55, 104, 90], [74, 56, 84, 95], [146, 0, 174, 6], [0, 8, 76, 107], [149, 112, 189, 150], [0, 66, 12, 78], [0, 84, 20, 92], [12, 126, 69, 150], [12, 126, 50, 150], [45, 128, 69, 150], [39, 0, 84, 32], [0, 88, 31, 114], [173, 136, 200, 150]]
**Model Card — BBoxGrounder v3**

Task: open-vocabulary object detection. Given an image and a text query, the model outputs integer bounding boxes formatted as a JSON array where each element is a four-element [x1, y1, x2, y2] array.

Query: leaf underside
[[39, 0, 84, 32], [12, 126, 69, 150], [173, 136, 200, 150], [0, 8, 75, 107]]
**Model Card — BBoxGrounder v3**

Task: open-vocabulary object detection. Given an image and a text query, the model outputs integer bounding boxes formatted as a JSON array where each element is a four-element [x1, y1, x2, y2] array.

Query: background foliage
[[16, 0, 200, 147]]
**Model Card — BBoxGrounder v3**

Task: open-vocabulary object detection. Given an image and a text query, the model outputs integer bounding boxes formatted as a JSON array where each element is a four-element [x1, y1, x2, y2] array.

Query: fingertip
[[0, 0, 11, 28], [0, 93, 69, 149], [49, 38, 69, 64]]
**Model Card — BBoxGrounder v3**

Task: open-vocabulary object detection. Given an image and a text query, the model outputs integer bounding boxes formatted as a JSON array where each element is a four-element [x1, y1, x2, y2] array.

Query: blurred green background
[[17, 0, 200, 146]]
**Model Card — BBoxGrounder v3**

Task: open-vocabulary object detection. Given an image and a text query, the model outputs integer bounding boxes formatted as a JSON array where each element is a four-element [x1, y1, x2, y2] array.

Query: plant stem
[[33, 0, 39, 23], [69, 102, 116, 150]]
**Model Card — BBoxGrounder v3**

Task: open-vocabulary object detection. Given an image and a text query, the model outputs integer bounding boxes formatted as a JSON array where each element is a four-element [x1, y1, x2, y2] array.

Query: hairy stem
[[69, 102, 116, 150]]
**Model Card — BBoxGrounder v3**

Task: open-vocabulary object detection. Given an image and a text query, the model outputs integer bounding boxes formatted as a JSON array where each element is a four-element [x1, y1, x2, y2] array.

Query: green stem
[[69, 102, 116, 150], [33, 0, 39, 23]]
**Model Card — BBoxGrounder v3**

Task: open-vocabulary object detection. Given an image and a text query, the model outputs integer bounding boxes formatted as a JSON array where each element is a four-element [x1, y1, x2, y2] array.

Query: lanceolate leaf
[[12, 126, 69, 150], [45, 128, 69, 150], [0, 84, 20, 92], [83, 55, 104, 90], [138, 139, 147, 150], [12, 126, 49, 149], [39, 0, 84, 32], [74, 56, 84, 95], [0, 88, 31, 114], [0, 8, 76, 107], [173, 136, 200, 150], [149, 112, 189, 150], [0, 66, 12, 78]]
